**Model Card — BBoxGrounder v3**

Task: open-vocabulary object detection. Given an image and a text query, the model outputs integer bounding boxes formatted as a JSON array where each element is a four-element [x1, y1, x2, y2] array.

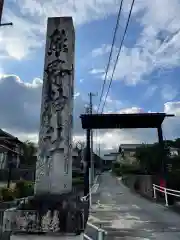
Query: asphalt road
[[87, 172, 180, 240]]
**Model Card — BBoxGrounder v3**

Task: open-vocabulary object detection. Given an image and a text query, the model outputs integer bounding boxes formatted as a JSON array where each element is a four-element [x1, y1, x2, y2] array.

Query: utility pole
[[0, 0, 13, 27], [98, 143, 102, 173], [83, 106, 92, 208], [88, 92, 97, 183]]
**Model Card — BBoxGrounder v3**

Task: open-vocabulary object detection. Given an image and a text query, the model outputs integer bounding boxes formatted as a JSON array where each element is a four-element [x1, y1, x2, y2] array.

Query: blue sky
[[0, 0, 180, 151]]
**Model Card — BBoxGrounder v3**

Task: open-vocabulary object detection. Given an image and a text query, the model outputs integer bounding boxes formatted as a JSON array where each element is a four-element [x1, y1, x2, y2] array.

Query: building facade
[[117, 144, 143, 165], [0, 129, 23, 169]]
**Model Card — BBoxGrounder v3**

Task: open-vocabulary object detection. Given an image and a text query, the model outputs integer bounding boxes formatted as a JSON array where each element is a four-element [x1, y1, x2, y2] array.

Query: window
[[129, 151, 135, 157], [64, 155, 69, 174]]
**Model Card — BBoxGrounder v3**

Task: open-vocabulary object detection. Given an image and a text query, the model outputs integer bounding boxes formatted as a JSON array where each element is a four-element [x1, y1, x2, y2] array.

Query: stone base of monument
[[11, 233, 84, 240], [2, 193, 89, 237]]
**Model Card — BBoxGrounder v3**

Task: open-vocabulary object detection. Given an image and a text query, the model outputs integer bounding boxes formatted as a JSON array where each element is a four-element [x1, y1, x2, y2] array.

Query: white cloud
[[89, 69, 105, 75], [0, 76, 178, 152], [1, 0, 120, 60], [1, 8, 42, 60], [118, 107, 144, 114], [74, 92, 80, 99], [13, 0, 119, 25], [95, 102, 180, 152], [91, 44, 112, 57], [3, 0, 180, 72], [163, 101, 180, 140], [161, 84, 178, 101], [90, 0, 180, 85], [0, 75, 42, 137], [144, 85, 158, 99], [79, 79, 84, 83], [164, 102, 180, 116], [98, 95, 123, 113], [90, 45, 152, 85], [0, 75, 87, 143], [94, 128, 158, 153]]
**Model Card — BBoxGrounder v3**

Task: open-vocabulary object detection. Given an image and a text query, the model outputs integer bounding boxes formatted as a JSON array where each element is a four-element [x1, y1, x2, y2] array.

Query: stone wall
[[122, 174, 159, 199]]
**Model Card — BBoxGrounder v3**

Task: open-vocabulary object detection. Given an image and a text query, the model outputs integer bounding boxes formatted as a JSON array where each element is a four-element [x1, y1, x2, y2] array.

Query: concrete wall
[[122, 174, 159, 199]]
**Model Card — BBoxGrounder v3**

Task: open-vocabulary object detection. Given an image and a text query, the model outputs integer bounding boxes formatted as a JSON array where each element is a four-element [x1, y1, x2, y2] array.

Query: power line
[[101, 0, 135, 113], [97, 0, 124, 113]]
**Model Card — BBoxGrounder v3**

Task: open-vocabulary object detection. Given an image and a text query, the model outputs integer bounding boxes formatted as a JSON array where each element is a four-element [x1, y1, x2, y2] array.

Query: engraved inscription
[[48, 29, 68, 57], [35, 18, 74, 193]]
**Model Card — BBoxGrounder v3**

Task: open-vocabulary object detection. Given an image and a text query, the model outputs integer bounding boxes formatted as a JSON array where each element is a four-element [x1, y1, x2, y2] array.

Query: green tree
[[174, 138, 180, 148], [135, 143, 170, 174], [22, 141, 37, 166]]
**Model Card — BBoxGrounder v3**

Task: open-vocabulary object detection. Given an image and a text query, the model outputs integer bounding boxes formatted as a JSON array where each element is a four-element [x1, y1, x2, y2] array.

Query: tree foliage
[[135, 139, 180, 174], [21, 140, 37, 166], [135, 143, 170, 174]]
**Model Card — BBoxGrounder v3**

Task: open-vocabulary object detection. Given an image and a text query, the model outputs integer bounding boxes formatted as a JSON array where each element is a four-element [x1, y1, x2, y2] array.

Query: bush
[[113, 167, 121, 176], [1, 187, 15, 201], [15, 180, 34, 198], [112, 162, 143, 176], [112, 163, 121, 176], [134, 179, 140, 191], [72, 177, 84, 186], [120, 164, 144, 175], [72, 171, 84, 178], [113, 162, 121, 169]]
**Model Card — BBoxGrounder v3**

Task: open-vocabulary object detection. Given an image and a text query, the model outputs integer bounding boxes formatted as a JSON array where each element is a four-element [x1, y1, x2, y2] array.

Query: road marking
[[91, 184, 99, 194], [88, 215, 101, 222], [84, 233, 93, 240]]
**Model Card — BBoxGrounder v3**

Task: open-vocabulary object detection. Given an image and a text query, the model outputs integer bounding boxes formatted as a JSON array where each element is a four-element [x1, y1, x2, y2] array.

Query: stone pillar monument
[[34, 17, 74, 196], [2, 17, 87, 238]]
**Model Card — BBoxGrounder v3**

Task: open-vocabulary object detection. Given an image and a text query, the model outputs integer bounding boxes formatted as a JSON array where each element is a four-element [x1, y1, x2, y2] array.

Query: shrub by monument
[[112, 162, 143, 176], [72, 171, 84, 178], [0, 187, 15, 201], [72, 177, 84, 186], [15, 180, 34, 198]]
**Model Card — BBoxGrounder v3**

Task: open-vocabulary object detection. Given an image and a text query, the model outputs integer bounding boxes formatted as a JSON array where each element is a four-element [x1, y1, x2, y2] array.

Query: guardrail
[[84, 175, 107, 240], [153, 184, 180, 206], [84, 222, 107, 240]]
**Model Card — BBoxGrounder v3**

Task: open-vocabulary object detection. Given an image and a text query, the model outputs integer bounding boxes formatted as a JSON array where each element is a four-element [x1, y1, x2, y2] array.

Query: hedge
[[72, 171, 84, 178], [0, 177, 84, 202], [0, 180, 34, 202], [72, 177, 84, 185], [112, 163, 145, 176]]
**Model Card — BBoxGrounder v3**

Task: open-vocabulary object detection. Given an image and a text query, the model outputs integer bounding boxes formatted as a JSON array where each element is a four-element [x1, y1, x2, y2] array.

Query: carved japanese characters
[[35, 17, 74, 194]]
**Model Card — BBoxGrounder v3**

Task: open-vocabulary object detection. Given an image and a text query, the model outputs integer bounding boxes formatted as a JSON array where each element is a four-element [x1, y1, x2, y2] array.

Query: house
[[116, 144, 143, 165], [80, 147, 103, 172], [102, 152, 117, 170], [0, 129, 23, 169], [72, 147, 82, 171], [169, 147, 180, 158]]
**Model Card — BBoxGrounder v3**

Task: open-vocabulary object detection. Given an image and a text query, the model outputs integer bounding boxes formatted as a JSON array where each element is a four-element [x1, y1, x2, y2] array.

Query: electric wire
[[101, 0, 135, 113], [97, 0, 124, 113]]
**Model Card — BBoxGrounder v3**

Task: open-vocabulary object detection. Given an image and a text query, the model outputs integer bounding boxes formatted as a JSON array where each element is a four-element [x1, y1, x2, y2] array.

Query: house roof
[[80, 113, 174, 129], [0, 144, 21, 155], [104, 152, 119, 156], [120, 144, 143, 149], [0, 129, 22, 144], [72, 148, 79, 157]]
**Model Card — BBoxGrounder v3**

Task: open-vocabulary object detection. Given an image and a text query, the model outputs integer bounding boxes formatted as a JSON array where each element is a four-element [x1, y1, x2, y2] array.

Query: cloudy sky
[[0, 0, 180, 154]]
